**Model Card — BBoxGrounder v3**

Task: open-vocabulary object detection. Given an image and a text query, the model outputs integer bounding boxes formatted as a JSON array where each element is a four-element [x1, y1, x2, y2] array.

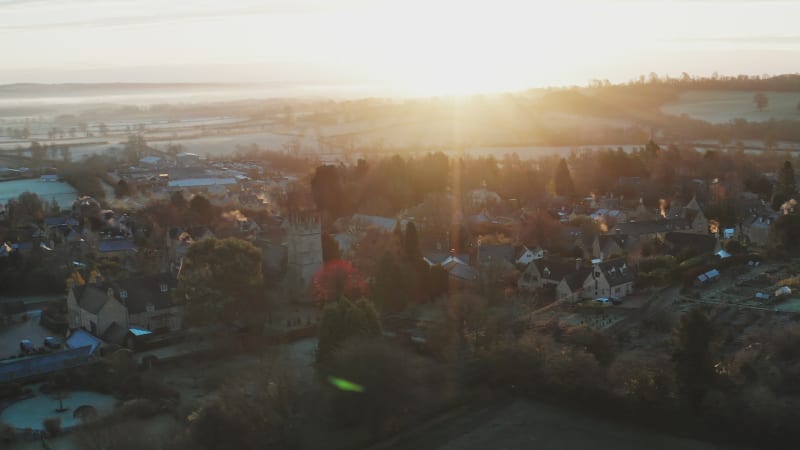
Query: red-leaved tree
[[312, 260, 366, 304]]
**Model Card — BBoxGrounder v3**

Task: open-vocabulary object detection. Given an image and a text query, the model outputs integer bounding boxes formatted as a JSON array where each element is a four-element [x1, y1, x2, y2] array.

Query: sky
[[2, 0, 800, 95]]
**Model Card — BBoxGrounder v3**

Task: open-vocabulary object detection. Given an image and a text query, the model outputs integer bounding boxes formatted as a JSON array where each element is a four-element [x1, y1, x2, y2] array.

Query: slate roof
[[73, 273, 178, 315], [533, 257, 579, 282], [477, 244, 515, 266], [97, 238, 137, 253], [665, 232, 717, 255], [44, 216, 79, 227], [66, 329, 103, 353], [101, 321, 130, 345], [597, 258, 635, 287], [351, 214, 400, 231], [448, 262, 479, 282], [597, 234, 630, 253], [110, 273, 178, 314], [168, 178, 237, 188], [425, 253, 471, 267], [613, 219, 691, 236], [424, 253, 450, 265], [72, 285, 111, 314], [563, 267, 591, 291]]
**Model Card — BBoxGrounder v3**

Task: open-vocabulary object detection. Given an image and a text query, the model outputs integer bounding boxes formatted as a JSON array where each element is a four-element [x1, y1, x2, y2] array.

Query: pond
[[0, 178, 78, 209], [0, 390, 117, 431]]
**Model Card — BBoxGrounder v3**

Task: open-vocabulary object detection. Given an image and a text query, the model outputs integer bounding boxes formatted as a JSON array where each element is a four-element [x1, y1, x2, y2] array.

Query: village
[[2, 132, 800, 449]]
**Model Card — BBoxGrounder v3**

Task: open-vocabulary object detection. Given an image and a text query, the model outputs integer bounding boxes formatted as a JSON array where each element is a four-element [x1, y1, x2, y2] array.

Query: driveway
[[0, 311, 57, 359]]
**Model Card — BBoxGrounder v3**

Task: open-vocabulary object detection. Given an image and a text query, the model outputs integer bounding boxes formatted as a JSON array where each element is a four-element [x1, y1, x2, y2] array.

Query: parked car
[[19, 339, 34, 353], [44, 337, 61, 349], [592, 296, 622, 305]]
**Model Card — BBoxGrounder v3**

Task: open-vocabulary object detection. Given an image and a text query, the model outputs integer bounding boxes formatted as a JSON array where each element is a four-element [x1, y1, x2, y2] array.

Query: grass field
[[661, 90, 800, 124]]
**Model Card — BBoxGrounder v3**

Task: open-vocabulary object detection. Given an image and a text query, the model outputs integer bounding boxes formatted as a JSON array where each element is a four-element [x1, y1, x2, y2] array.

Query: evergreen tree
[[189, 195, 214, 224], [321, 233, 341, 262], [393, 220, 404, 249], [403, 221, 421, 260], [429, 264, 449, 299], [170, 191, 188, 209], [316, 297, 382, 364], [553, 158, 575, 198], [311, 164, 345, 217], [672, 308, 716, 411], [771, 160, 796, 210], [371, 252, 416, 313]]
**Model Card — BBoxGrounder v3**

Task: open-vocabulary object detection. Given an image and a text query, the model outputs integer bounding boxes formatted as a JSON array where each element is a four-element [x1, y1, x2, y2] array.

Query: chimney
[[575, 258, 582, 271]]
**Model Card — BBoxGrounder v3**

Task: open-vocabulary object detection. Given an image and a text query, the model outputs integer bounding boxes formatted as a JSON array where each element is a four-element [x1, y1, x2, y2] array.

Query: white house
[[515, 245, 545, 265]]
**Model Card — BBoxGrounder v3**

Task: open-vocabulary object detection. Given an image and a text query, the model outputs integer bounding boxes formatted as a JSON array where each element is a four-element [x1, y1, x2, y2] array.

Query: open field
[[662, 90, 800, 124]]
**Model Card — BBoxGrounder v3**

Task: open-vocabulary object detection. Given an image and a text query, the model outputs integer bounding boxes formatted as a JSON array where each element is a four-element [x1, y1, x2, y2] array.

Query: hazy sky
[[2, 0, 799, 94]]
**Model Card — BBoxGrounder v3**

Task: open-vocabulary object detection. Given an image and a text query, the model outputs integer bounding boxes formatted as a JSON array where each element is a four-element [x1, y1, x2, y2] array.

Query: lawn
[[661, 90, 800, 124]]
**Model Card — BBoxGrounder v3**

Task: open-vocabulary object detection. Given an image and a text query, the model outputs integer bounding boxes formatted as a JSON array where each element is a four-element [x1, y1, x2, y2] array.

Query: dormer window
[[543, 267, 551, 277], [146, 303, 155, 312], [120, 289, 128, 299], [159, 283, 168, 293]]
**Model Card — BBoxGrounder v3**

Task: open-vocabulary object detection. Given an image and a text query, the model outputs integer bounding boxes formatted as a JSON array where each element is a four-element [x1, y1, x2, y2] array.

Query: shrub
[[187, 373, 303, 450], [0, 423, 16, 443], [74, 421, 177, 450], [322, 338, 450, 436], [565, 326, 617, 367], [117, 399, 160, 419], [43, 417, 61, 436], [643, 309, 676, 333], [770, 326, 800, 361]]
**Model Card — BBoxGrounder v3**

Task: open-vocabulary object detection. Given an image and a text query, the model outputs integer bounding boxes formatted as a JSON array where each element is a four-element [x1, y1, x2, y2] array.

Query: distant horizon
[[2, 71, 800, 102], [3, 0, 800, 95]]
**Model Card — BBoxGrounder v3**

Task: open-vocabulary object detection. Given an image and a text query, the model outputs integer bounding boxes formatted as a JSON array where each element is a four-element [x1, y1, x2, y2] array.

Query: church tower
[[285, 212, 323, 301]]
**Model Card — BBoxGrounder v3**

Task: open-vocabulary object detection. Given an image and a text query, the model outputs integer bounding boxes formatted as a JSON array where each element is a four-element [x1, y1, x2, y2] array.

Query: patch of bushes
[[42, 417, 61, 437], [0, 423, 16, 444]]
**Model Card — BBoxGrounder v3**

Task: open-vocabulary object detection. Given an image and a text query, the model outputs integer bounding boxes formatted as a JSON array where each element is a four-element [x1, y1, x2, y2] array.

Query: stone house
[[582, 258, 635, 299], [67, 285, 128, 336], [557, 268, 591, 302], [67, 273, 182, 336], [518, 257, 581, 292], [592, 234, 632, 260]]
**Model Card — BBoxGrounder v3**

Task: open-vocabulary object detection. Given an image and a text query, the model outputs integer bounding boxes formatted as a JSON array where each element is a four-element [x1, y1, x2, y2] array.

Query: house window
[[120, 289, 128, 299], [159, 283, 168, 293], [146, 303, 155, 313]]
